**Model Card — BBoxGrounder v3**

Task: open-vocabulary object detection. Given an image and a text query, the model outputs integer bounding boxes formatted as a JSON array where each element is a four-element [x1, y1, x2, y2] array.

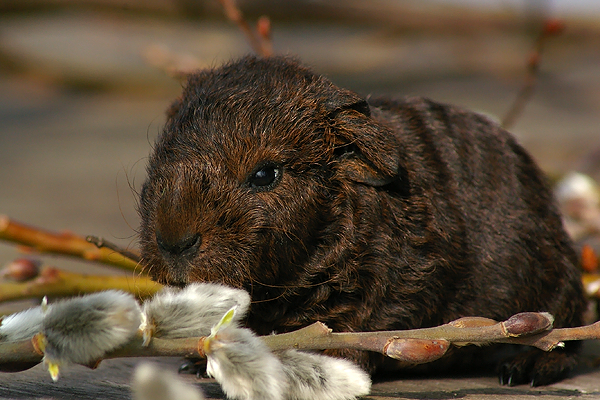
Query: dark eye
[[248, 163, 282, 189]]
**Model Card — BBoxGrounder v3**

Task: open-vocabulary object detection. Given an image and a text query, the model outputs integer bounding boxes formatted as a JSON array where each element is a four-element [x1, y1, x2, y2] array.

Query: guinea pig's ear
[[324, 87, 401, 187], [324, 89, 371, 118]]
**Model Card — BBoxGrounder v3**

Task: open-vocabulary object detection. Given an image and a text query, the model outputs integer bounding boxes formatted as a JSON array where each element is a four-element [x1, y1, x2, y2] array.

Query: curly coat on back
[[138, 56, 585, 386]]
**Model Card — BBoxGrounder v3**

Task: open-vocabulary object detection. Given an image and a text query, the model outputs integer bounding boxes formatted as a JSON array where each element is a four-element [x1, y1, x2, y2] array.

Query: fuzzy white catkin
[[140, 282, 250, 344], [131, 362, 205, 400], [205, 323, 286, 400], [42, 290, 142, 368], [555, 172, 599, 208], [0, 306, 47, 342], [277, 350, 372, 400], [204, 310, 371, 400]]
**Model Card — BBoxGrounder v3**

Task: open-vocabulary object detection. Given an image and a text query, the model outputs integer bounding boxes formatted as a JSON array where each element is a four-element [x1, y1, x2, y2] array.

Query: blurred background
[[0, 0, 599, 280]]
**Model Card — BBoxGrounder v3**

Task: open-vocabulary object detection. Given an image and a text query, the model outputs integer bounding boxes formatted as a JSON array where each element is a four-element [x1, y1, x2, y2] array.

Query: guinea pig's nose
[[155, 231, 201, 259]]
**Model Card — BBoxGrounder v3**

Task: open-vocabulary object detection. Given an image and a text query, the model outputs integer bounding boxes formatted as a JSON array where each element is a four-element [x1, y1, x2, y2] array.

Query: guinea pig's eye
[[247, 162, 282, 190]]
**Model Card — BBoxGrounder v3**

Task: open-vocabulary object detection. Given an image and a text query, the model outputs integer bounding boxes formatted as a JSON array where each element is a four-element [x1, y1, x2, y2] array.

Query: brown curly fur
[[138, 56, 586, 386]]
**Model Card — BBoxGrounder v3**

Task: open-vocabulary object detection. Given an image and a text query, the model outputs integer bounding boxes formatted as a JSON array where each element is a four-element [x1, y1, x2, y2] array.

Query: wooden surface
[[1, 343, 600, 400]]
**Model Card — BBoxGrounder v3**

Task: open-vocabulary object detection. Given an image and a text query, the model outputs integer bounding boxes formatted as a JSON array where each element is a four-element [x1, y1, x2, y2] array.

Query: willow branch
[[0, 215, 140, 272], [0, 334, 201, 370], [0, 339, 39, 371], [86, 236, 141, 264], [263, 312, 560, 355], [217, 0, 273, 57], [0, 266, 161, 303], [261, 315, 600, 356], [3, 312, 600, 373], [501, 19, 565, 129]]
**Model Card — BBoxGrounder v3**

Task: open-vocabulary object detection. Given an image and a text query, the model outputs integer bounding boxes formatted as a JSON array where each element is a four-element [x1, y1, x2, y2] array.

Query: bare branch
[[501, 18, 565, 129], [0, 215, 140, 272], [263, 313, 559, 359], [217, 0, 273, 57], [256, 16, 273, 56], [0, 266, 160, 303], [0, 338, 39, 371], [86, 236, 141, 264]]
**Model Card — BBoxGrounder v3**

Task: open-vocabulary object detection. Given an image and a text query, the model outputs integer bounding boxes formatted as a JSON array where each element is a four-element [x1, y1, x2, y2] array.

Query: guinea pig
[[138, 55, 586, 386]]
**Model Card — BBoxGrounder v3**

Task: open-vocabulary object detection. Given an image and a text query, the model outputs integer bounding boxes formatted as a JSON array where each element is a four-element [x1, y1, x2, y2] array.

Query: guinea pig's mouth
[[166, 280, 187, 289], [155, 256, 244, 289], [160, 265, 192, 288]]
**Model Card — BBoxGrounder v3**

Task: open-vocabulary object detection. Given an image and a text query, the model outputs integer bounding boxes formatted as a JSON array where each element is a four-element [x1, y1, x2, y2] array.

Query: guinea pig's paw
[[529, 351, 578, 387], [177, 358, 209, 378], [498, 350, 536, 386], [498, 348, 577, 387]]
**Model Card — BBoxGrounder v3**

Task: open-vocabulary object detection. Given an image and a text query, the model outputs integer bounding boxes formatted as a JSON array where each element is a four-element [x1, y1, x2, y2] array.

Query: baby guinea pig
[[138, 56, 586, 386]]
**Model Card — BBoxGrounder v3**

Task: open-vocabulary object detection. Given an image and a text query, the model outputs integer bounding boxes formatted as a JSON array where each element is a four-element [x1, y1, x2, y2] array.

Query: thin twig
[[501, 18, 565, 129], [0, 266, 161, 303], [86, 236, 141, 264], [217, 0, 273, 57], [256, 16, 273, 57], [0, 215, 140, 272]]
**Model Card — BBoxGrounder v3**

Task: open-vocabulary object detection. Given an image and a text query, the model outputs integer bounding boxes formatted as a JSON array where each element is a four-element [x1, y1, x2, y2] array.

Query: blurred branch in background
[[0, 264, 159, 302], [217, 0, 272, 57], [0, 0, 580, 33], [501, 18, 565, 130], [0, 215, 139, 272], [0, 216, 158, 303], [1, 0, 598, 93]]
